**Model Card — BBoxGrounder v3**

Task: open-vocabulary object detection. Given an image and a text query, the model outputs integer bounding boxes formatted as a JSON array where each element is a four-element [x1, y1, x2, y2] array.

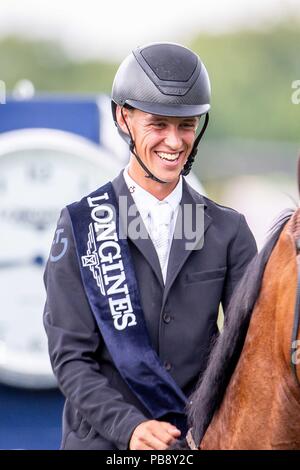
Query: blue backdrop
[[0, 385, 64, 450], [0, 96, 101, 143]]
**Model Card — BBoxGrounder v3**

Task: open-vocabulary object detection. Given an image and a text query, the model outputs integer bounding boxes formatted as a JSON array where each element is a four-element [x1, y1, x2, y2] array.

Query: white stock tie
[[149, 202, 173, 282]]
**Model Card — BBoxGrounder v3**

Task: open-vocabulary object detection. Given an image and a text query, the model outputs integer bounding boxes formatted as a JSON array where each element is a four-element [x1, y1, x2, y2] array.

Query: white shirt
[[123, 167, 182, 282]]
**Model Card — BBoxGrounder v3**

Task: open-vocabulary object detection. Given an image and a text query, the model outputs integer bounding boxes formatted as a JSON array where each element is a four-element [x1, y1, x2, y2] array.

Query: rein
[[292, 242, 300, 386], [186, 428, 200, 450], [292, 157, 300, 386]]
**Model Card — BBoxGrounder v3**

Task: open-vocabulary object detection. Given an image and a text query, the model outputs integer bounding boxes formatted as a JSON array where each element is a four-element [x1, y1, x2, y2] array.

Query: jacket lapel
[[163, 179, 212, 303], [111, 171, 212, 295], [112, 171, 164, 287]]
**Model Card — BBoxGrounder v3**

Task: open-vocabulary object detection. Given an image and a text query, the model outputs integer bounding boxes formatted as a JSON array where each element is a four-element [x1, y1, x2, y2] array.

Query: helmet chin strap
[[121, 107, 168, 184], [181, 113, 209, 176]]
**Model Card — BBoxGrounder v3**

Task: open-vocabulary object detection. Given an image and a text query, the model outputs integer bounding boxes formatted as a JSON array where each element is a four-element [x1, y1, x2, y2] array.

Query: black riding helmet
[[111, 42, 211, 183]]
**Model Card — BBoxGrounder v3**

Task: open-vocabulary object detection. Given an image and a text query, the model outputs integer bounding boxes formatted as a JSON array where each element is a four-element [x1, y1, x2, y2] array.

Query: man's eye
[[182, 123, 195, 129], [152, 122, 166, 128]]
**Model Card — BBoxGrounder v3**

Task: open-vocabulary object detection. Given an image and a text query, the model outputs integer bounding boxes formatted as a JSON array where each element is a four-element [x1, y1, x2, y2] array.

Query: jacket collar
[[112, 171, 164, 286], [111, 170, 212, 292]]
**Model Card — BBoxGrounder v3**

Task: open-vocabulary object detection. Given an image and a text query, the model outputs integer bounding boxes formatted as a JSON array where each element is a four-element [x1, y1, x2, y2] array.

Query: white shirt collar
[[123, 166, 182, 219]]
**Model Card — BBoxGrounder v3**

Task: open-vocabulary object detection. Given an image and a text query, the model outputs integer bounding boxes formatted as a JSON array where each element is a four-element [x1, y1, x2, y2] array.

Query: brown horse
[[173, 206, 300, 450]]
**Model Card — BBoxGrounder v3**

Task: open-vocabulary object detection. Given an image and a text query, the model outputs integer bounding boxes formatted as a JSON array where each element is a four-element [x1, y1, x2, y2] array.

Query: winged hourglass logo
[[81, 222, 105, 295]]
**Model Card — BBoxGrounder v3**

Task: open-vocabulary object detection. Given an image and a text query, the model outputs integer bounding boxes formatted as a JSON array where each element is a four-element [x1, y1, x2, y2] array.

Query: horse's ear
[[298, 154, 300, 198]]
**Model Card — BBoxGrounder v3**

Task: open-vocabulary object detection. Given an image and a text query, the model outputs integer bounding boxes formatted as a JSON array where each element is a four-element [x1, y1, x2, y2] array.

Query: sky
[[0, 0, 299, 61]]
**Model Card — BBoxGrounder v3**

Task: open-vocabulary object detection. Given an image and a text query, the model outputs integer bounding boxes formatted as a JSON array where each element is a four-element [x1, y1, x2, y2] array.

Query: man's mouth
[[156, 152, 181, 162]]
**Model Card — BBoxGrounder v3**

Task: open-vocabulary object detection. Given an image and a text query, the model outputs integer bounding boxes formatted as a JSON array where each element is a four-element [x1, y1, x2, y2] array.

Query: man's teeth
[[157, 152, 180, 161]]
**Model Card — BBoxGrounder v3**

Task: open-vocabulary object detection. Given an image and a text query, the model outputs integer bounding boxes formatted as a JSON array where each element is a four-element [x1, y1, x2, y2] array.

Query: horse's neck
[[201, 228, 300, 449]]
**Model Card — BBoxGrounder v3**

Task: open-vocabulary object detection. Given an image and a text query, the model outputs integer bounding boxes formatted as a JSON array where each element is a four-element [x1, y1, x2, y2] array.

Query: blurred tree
[[191, 23, 300, 142], [0, 24, 299, 142], [0, 37, 117, 93]]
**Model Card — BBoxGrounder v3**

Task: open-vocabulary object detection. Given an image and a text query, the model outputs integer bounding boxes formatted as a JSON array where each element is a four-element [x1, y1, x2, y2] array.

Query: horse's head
[[183, 202, 300, 450], [258, 160, 300, 388]]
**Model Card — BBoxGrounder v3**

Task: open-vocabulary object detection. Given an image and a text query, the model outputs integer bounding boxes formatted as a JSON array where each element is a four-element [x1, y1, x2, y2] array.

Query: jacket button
[[164, 361, 172, 371], [163, 312, 171, 324]]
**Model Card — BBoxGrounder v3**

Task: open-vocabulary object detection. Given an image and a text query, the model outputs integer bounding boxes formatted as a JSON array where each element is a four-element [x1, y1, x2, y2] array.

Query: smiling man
[[116, 108, 199, 199], [43, 42, 257, 450]]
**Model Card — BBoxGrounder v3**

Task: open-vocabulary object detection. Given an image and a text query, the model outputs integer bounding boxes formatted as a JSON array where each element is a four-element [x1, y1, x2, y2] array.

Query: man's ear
[[116, 105, 131, 135]]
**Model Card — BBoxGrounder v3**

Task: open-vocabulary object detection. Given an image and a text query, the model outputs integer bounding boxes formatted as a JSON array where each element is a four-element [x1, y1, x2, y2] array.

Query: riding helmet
[[111, 42, 211, 177]]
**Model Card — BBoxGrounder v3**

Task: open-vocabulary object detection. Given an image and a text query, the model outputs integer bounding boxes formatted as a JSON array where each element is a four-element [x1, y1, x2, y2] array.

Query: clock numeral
[[79, 177, 90, 193], [28, 163, 52, 182], [50, 228, 68, 262], [0, 179, 6, 192]]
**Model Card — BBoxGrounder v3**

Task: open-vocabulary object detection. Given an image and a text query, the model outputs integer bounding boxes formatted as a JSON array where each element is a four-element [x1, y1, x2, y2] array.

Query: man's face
[[118, 107, 199, 185]]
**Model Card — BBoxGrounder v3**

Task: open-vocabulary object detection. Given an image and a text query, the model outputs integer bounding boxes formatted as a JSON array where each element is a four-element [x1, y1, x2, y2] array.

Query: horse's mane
[[188, 209, 295, 445]]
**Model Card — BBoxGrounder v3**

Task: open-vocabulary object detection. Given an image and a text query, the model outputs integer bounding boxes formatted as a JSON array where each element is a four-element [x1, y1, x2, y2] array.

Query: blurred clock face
[[0, 129, 122, 388]]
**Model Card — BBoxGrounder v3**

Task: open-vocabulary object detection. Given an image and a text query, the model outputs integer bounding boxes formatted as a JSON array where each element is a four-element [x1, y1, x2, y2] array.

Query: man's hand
[[129, 420, 181, 450]]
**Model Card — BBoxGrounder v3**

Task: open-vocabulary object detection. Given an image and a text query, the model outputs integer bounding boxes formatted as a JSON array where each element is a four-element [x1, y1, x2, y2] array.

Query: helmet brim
[[126, 100, 210, 118]]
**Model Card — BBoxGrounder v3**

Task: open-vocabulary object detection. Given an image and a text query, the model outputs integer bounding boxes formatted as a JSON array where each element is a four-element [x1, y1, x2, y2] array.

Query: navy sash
[[67, 182, 187, 432]]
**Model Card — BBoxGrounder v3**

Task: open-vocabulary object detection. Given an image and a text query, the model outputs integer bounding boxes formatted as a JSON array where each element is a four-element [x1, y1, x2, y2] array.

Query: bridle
[[291, 241, 300, 386], [291, 156, 300, 386]]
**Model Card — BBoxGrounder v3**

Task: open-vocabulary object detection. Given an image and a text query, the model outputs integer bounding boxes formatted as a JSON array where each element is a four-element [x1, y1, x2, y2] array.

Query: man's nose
[[164, 127, 182, 149]]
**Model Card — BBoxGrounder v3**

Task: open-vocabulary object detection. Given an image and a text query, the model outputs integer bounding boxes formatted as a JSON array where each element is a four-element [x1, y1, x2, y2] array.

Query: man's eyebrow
[[147, 114, 165, 120], [146, 115, 198, 122]]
